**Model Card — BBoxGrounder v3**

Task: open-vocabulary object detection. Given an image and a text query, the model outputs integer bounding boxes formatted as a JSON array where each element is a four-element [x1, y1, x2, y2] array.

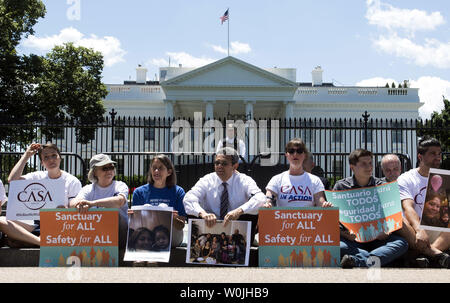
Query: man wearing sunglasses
[[183, 147, 265, 239]]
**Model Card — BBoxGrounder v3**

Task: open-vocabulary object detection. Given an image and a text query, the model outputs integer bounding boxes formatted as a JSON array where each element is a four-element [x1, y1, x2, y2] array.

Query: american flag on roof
[[220, 9, 229, 24]]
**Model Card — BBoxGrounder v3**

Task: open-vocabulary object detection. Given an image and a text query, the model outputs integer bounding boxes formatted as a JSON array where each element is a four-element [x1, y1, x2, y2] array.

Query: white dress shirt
[[183, 171, 265, 217]]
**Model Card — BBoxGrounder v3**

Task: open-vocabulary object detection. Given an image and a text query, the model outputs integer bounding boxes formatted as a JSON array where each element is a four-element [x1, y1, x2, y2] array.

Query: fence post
[[362, 111, 370, 150], [109, 108, 117, 152]]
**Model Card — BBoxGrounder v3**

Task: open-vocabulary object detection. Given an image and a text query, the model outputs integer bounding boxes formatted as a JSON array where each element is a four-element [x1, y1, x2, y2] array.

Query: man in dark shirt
[[333, 149, 408, 268]]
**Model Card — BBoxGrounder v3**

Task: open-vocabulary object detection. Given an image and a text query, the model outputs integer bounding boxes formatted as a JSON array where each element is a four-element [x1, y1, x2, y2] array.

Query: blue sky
[[18, 0, 450, 119]]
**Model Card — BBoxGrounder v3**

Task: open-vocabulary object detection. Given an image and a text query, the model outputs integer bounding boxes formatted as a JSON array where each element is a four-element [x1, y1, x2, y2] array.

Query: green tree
[[418, 97, 450, 169], [0, 0, 46, 146], [0, 1, 107, 147], [36, 43, 107, 143]]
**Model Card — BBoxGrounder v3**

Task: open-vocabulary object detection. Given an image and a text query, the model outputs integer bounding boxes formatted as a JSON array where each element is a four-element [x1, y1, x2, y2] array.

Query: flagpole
[[227, 8, 230, 57]]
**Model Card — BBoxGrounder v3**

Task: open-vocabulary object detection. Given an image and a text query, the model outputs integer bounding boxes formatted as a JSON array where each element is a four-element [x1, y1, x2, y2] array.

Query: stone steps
[[0, 246, 259, 267]]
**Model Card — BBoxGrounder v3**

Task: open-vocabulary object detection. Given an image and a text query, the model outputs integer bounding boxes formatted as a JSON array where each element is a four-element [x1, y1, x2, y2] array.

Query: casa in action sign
[[39, 209, 119, 267], [325, 181, 403, 243], [258, 207, 340, 267]]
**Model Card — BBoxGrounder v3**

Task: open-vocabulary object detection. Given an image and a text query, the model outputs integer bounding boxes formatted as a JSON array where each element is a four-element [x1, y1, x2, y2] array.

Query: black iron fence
[[0, 111, 448, 195]]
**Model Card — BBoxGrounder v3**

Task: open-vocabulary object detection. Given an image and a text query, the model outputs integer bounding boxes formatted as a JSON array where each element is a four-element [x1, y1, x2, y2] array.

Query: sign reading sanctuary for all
[[39, 209, 119, 267], [325, 181, 403, 243], [258, 207, 340, 267]]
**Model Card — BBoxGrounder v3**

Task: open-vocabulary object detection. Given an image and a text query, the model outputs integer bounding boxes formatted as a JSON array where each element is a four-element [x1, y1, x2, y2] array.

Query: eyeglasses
[[101, 165, 115, 171], [287, 148, 304, 155], [214, 160, 230, 166]]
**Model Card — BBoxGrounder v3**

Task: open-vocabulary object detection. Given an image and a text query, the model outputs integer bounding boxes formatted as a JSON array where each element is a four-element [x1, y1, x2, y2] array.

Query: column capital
[[203, 99, 216, 104], [163, 99, 177, 105], [243, 99, 256, 104], [283, 99, 296, 105]]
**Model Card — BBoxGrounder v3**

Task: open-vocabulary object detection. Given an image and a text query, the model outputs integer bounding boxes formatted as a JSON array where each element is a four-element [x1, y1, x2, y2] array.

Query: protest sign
[[420, 168, 450, 232], [39, 208, 119, 267], [186, 218, 251, 266], [325, 181, 402, 243], [124, 205, 173, 263], [6, 179, 65, 220], [258, 207, 340, 267]]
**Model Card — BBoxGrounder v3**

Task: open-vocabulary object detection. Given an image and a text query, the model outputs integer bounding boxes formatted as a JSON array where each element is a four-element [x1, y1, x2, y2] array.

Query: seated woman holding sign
[[0, 143, 81, 247], [264, 138, 332, 208], [132, 154, 186, 247], [70, 154, 129, 249]]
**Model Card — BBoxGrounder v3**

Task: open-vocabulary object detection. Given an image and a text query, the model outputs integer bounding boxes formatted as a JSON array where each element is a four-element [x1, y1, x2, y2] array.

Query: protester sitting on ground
[[0, 143, 81, 247], [333, 149, 408, 268], [302, 151, 331, 190], [265, 138, 333, 208], [381, 154, 402, 182], [132, 154, 186, 247], [397, 137, 450, 268], [70, 154, 129, 250], [183, 147, 265, 242]]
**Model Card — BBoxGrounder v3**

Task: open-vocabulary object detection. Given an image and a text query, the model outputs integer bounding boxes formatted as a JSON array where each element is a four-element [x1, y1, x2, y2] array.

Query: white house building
[[105, 56, 421, 121]]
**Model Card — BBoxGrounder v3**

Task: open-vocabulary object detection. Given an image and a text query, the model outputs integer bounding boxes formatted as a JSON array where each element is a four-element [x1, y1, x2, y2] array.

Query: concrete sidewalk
[[0, 267, 447, 283]]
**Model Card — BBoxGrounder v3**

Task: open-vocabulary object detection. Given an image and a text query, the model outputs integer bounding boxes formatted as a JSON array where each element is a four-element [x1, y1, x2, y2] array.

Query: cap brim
[[93, 159, 116, 167]]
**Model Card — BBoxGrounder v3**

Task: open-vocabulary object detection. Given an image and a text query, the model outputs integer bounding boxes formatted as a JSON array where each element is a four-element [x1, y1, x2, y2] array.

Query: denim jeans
[[340, 234, 408, 267]]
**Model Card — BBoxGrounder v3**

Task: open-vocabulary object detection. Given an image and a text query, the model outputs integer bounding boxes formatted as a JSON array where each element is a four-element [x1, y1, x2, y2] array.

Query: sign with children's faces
[[186, 218, 251, 266], [6, 179, 65, 220], [124, 205, 173, 263], [420, 168, 450, 232], [258, 207, 340, 267], [325, 181, 403, 243], [39, 209, 119, 267]]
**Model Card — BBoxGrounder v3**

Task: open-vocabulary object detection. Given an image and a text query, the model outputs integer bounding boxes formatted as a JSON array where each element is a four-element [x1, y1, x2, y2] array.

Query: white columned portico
[[284, 100, 295, 119], [244, 99, 256, 120], [164, 99, 176, 118], [203, 99, 216, 120]]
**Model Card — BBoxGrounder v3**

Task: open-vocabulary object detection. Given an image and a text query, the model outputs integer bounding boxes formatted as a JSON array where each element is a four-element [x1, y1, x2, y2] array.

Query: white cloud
[[22, 27, 126, 67], [366, 0, 445, 34], [149, 52, 216, 68], [373, 34, 450, 69], [210, 41, 252, 55], [356, 76, 450, 119], [366, 1, 450, 69]]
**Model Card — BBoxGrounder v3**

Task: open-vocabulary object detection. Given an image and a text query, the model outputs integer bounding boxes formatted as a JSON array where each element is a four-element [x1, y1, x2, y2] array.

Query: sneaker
[[340, 254, 356, 269], [432, 253, 450, 269], [415, 256, 430, 268]]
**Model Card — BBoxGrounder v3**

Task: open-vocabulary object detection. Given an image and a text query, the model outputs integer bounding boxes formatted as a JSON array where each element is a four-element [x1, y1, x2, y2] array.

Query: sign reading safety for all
[[258, 207, 340, 267], [39, 209, 119, 267]]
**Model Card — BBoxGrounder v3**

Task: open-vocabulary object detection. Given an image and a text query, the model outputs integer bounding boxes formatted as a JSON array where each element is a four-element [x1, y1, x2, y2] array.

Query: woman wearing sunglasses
[[70, 154, 129, 249], [264, 138, 332, 208]]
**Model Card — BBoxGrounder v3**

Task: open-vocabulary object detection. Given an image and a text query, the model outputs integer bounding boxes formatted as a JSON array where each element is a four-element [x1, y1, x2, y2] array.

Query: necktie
[[220, 182, 229, 220]]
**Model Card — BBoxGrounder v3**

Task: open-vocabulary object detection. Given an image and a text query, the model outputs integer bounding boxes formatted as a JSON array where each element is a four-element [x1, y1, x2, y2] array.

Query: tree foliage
[[418, 97, 450, 169], [0, 0, 106, 147]]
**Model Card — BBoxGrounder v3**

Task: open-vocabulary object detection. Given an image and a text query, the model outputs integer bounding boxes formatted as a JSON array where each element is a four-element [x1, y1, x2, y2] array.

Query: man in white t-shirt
[[0, 143, 81, 247], [397, 137, 450, 268]]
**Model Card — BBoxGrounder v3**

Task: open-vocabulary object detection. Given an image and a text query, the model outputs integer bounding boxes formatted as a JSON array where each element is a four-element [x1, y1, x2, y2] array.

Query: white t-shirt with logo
[[397, 168, 428, 220], [76, 181, 129, 220], [23, 171, 82, 207], [266, 171, 325, 207]]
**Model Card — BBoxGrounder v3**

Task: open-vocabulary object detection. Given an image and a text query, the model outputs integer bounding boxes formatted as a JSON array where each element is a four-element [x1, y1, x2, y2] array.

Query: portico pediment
[[160, 56, 297, 88]]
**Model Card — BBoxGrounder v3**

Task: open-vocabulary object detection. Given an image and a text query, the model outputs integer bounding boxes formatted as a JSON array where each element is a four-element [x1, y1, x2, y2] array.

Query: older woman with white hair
[[70, 154, 129, 249]]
